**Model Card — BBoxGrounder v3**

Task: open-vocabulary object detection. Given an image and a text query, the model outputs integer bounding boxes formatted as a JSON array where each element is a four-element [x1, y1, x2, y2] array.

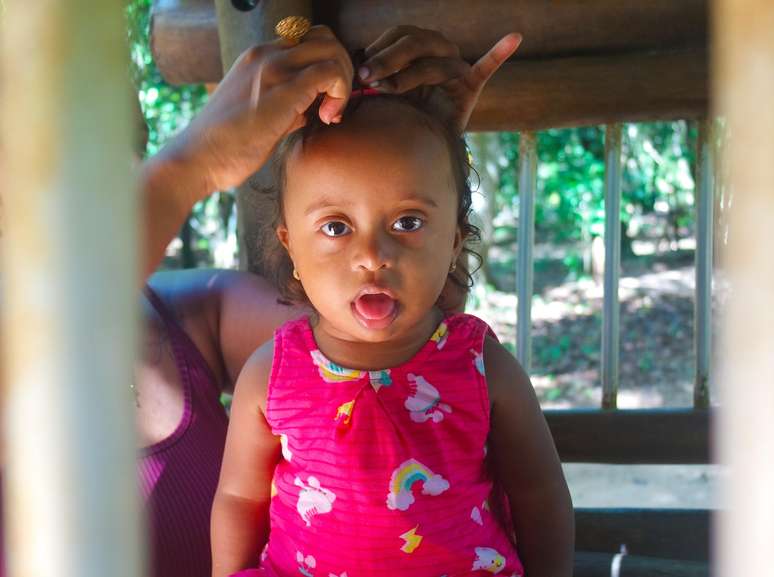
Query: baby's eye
[[392, 216, 424, 232], [320, 221, 351, 237]]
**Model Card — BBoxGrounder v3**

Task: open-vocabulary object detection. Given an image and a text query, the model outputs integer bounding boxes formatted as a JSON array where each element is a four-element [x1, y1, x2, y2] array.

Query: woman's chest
[[134, 322, 186, 448]]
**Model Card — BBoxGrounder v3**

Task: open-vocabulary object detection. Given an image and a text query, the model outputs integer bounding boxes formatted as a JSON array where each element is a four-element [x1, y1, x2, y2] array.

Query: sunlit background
[[127, 0, 723, 511]]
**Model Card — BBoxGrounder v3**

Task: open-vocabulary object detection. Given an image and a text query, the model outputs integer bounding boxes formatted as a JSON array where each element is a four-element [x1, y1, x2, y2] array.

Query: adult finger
[[375, 57, 470, 94], [360, 29, 459, 84], [267, 37, 353, 80], [363, 25, 420, 58], [264, 26, 353, 83], [465, 33, 521, 92], [273, 59, 352, 124]]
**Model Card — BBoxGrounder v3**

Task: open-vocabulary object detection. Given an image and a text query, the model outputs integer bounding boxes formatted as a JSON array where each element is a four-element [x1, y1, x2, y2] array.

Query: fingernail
[[368, 80, 380, 88], [358, 66, 370, 80]]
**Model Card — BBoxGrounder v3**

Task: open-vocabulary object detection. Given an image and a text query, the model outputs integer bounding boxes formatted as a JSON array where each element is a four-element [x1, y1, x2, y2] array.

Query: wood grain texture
[[468, 48, 708, 131], [575, 508, 711, 561], [544, 409, 712, 464], [574, 551, 708, 577]]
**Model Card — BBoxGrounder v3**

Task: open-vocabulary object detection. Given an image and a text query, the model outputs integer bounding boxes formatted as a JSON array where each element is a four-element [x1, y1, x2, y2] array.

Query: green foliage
[[127, 0, 237, 269], [490, 123, 695, 248], [126, 0, 208, 156]]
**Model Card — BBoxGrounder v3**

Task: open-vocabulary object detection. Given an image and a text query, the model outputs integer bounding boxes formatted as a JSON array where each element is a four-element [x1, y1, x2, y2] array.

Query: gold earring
[[449, 261, 457, 273], [293, 268, 301, 280]]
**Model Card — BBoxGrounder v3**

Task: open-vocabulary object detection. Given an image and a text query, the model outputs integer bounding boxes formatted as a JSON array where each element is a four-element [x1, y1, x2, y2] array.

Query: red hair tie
[[351, 87, 381, 98]]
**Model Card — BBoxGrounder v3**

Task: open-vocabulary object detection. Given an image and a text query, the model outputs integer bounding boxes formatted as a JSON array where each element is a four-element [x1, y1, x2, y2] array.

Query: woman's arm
[[484, 336, 575, 577], [211, 339, 279, 577]]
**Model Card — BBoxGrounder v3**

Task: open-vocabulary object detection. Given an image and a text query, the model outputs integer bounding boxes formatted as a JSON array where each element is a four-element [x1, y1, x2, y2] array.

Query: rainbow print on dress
[[386, 458, 449, 511]]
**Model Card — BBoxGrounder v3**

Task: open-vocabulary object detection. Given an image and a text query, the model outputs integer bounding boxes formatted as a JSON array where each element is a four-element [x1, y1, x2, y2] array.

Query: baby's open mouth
[[352, 292, 398, 329]]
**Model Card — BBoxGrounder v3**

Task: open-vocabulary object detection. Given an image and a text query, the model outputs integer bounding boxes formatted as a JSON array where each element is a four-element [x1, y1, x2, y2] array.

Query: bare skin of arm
[[484, 336, 575, 577], [210, 340, 278, 577]]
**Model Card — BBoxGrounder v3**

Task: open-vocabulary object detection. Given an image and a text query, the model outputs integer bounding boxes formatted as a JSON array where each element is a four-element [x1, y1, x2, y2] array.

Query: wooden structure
[[1, 0, 771, 576], [148, 1, 717, 575], [151, 0, 709, 131]]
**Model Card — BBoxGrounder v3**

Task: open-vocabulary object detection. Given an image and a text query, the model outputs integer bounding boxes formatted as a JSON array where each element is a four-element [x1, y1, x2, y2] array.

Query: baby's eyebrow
[[303, 194, 438, 216], [303, 196, 350, 216], [399, 195, 439, 209]]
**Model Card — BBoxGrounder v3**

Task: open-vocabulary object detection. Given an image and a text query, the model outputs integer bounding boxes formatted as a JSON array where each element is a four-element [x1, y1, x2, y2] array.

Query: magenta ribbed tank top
[[237, 313, 524, 577], [139, 287, 229, 577]]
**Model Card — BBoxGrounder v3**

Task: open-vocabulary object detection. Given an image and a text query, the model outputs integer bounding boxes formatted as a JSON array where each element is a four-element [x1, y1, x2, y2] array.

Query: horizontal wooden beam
[[150, 1, 708, 129], [150, 0, 708, 80], [151, 0, 707, 84], [575, 508, 711, 562], [151, 0, 221, 85], [326, 1, 707, 62], [545, 409, 712, 464], [469, 48, 707, 131], [574, 551, 708, 577]]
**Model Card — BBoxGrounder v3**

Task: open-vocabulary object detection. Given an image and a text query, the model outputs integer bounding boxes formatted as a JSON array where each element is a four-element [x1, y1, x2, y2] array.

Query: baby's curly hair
[[258, 88, 481, 310]]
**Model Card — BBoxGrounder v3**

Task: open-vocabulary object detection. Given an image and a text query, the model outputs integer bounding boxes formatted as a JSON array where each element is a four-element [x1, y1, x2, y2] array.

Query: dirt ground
[[563, 463, 720, 509]]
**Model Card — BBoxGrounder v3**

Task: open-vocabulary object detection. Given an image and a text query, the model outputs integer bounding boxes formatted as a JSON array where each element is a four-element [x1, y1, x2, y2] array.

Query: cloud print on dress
[[386, 459, 449, 511]]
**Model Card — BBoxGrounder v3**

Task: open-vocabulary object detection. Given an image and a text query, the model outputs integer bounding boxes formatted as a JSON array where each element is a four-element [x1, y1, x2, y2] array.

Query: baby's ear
[[452, 227, 464, 258], [276, 225, 291, 253]]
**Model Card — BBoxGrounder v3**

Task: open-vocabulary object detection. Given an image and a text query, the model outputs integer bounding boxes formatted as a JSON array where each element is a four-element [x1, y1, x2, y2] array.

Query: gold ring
[[275, 16, 311, 44]]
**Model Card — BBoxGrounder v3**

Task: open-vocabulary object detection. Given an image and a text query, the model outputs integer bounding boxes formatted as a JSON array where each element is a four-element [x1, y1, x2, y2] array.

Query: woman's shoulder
[[148, 268, 307, 388]]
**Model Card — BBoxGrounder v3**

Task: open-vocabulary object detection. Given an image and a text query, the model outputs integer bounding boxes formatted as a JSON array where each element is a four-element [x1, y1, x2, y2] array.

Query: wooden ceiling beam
[[150, 0, 709, 130], [470, 48, 708, 132], [151, 0, 707, 83]]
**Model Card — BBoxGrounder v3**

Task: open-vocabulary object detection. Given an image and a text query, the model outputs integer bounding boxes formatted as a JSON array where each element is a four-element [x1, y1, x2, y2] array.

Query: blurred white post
[[0, 2, 143, 577], [714, 0, 774, 575]]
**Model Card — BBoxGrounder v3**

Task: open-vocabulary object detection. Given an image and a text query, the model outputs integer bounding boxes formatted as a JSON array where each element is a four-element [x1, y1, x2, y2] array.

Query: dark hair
[[259, 89, 481, 310]]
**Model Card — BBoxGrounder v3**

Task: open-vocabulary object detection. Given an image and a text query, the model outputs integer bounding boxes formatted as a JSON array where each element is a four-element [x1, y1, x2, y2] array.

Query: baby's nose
[[352, 230, 394, 271]]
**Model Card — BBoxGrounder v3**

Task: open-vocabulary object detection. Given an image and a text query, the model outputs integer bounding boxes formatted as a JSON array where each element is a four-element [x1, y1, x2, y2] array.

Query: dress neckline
[[298, 313, 459, 377]]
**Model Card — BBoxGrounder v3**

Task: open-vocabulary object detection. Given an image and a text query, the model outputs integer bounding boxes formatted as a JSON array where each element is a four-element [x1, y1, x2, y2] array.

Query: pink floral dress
[[233, 313, 524, 577]]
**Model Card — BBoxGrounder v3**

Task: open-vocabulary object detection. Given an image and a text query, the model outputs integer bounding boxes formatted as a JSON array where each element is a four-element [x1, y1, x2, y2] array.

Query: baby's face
[[278, 99, 462, 345]]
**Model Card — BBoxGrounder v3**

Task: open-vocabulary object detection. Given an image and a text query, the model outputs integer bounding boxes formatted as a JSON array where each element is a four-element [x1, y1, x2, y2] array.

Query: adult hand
[[358, 26, 521, 133], [166, 25, 353, 194]]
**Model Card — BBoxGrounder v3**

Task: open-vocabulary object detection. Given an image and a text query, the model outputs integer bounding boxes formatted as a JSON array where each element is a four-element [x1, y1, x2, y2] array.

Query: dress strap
[[142, 284, 222, 398], [144, 284, 185, 338]]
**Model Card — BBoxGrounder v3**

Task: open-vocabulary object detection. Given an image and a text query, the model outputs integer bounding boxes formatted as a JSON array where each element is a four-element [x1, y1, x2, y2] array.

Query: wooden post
[[213, 0, 312, 271], [0, 1, 142, 577], [714, 0, 774, 574]]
